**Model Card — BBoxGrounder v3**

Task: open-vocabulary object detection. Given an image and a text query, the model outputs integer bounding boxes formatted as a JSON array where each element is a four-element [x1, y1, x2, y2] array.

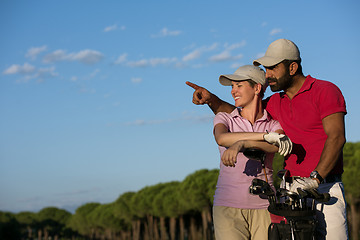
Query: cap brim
[[253, 56, 283, 67], [219, 74, 250, 86]]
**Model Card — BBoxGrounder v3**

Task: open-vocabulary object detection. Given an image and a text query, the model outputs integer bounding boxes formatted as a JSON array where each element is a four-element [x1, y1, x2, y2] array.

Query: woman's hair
[[246, 79, 265, 99]]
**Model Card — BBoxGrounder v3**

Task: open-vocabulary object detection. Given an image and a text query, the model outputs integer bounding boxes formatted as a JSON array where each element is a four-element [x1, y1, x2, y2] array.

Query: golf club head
[[276, 188, 289, 197], [277, 188, 299, 200], [243, 148, 266, 162], [296, 188, 309, 198], [249, 184, 263, 195], [249, 178, 274, 196], [306, 188, 330, 203]]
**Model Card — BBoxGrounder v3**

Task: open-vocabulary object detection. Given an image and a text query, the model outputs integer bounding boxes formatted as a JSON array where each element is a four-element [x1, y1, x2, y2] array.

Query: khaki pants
[[213, 206, 270, 240]]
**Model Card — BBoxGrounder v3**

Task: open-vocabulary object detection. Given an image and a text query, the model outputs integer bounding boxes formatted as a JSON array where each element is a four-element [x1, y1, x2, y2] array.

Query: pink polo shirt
[[266, 75, 347, 177], [213, 109, 282, 209]]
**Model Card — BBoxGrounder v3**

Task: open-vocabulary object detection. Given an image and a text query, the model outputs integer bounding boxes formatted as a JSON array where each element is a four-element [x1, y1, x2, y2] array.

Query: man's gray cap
[[253, 39, 300, 67]]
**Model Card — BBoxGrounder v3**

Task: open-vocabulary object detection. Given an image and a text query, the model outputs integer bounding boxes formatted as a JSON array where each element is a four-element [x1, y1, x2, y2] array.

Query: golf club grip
[[308, 189, 330, 202], [319, 192, 330, 202]]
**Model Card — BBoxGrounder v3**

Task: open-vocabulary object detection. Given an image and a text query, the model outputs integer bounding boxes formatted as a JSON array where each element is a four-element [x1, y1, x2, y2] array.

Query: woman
[[212, 65, 292, 240]]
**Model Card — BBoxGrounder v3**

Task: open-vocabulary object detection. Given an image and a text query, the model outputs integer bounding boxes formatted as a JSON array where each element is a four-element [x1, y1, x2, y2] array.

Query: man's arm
[[315, 112, 346, 179], [290, 112, 346, 192], [186, 81, 235, 114]]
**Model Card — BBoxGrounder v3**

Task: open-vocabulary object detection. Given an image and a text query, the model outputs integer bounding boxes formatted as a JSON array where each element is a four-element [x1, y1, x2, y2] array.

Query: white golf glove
[[289, 178, 319, 193], [263, 132, 293, 156]]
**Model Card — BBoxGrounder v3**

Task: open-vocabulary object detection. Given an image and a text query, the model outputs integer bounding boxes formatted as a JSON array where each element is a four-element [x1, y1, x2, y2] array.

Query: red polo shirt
[[265, 75, 347, 177]]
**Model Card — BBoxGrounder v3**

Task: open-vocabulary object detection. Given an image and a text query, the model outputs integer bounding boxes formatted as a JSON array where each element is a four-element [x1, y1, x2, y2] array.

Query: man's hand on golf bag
[[289, 178, 319, 193], [263, 132, 293, 156]]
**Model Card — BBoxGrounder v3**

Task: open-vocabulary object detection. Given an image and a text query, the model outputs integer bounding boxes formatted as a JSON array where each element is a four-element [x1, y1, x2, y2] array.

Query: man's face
[[265, 62, 292, 92]]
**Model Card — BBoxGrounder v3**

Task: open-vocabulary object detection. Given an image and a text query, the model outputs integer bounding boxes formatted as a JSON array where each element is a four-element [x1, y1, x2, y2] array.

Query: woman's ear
[[255, 83, 262, 95]]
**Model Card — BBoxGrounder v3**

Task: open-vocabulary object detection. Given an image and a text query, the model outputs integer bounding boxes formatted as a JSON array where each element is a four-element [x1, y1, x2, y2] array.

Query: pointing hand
[[186, 81, 212, 105]]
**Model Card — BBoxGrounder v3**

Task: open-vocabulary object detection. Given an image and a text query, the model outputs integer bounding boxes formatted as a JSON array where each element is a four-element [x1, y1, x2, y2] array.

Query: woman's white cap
[[219, 65, 267, 90]]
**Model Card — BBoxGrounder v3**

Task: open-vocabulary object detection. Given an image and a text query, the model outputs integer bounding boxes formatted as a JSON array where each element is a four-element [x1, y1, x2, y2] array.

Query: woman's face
[[231, 80, 257, 108]]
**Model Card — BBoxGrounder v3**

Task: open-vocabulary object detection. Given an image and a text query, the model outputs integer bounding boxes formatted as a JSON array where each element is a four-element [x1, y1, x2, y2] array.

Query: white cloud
[[124, 57, 177, 67], [224, 40, 246, 50], [88, 69, 100, 78], [115, 53, 128, 64], [3, 61, 59, 84], [35, 66, 58, 82], [70, 49, 104, 64], [209, 50, 232, 62], [70, 69, 100, 82], [270, 28, 282, 36], [4, 64, 58, 83], [234, 54, 244, 60], [207, 41, 245, 63], [209, 51, 243, 62], [104, 24, 125, 32], [113, 101, 121, 107], [181, 113, 214, 123], [113, 41, 244, 69], [148, 57, 177, 66], [104, 93, 111, 98], [205, 43, 218, 51], [183, 43, 197, 51], [131, 77, 142, 83], [127, 119, 146, 125], [255, 52, 265, 59], [37, 66, 58, 78], [3, 63, 35, 75], [104, 24, 117, 32], [123, 112, 213, 126], [230, 62, 243, 69], [43, 49, 103, 64], [127, 59, 148, 67], [151, 27, 182, 38], [43, 49, 68, 63], [182, 43, 218, 62], [191, 63, 205, 69], [114, 42, 220, 68], [183, 49, 201, 62], [79, 86, 96, 94], [25, 45, 48, 60], [124, 118, 165, 126]]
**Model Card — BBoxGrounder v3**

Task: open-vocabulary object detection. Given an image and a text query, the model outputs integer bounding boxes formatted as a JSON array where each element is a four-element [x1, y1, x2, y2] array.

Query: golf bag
[[245, 148, 330, 240], [267, 195, 317, 240]]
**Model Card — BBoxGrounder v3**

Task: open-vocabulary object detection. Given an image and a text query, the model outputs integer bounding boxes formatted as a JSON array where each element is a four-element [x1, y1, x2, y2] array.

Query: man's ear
[[289, 62, 298, 76]]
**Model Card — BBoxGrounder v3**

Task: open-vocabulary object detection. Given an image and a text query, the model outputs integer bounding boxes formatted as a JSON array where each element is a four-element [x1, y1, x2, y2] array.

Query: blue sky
[[1, 0, 359, 213]]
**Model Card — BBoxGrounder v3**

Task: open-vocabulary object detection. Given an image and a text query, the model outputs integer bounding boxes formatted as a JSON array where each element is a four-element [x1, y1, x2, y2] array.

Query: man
[[186, 39, 348, 240]]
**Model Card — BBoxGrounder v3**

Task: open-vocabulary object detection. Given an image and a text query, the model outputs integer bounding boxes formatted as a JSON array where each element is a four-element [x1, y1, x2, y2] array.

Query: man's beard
[[268, 72, 293, 92]]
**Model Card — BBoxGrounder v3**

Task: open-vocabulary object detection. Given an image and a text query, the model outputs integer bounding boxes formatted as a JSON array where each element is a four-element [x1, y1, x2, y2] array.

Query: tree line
[[1, 142, 359, 240]]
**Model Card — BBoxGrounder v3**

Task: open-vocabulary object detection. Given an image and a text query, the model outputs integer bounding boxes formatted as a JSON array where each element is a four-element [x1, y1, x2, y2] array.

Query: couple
[[187, 39, 348, 240]]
